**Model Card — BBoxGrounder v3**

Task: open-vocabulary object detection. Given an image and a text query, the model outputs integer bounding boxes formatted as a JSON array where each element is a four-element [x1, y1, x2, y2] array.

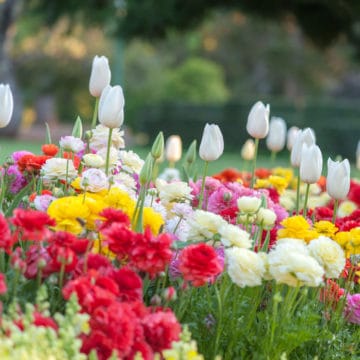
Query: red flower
[[142, 309, 181, 353], [101, 223, 137, 260], [219, 206, 238, 223], [129, 228, 172, 278], [212, 168, 243, 183], [0, 273, 7, 295], [108, 267, 143, 302], [179, 243, 223, 287], [319, 279, 345, 307], [63, 151, 81, 169], [15, 312, 58, 332], [348, 180, 360, 206], [0, 214, 14, 254], [17, 154, 51, 174], [10, 247, 26, 273], [41, 144, 59, 156], [98, 208, 130, 231], [11, 208, 55, 241], [24, 245, 51, 279]]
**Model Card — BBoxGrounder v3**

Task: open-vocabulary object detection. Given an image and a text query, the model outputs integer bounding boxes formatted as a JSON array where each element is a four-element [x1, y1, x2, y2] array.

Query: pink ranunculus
[[344, 293, 360, 324]]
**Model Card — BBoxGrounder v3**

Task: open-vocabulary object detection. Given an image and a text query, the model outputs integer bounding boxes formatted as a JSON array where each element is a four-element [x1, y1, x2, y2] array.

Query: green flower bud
[[139, 154, 153, 186], [151, 131, 164, 160], [185, 140, 197, 164]]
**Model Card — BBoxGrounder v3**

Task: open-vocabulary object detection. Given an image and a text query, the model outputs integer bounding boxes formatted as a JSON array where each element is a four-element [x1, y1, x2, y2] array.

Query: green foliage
[[162, 57, 229, 104]]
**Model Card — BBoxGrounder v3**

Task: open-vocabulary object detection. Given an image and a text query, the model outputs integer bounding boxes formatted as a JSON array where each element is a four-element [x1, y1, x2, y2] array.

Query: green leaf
[[72, 116, 83, 138], [45, 122, 52, 144]]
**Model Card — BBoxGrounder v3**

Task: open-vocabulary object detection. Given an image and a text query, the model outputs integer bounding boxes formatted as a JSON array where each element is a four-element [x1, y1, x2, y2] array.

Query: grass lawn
[[1, 137, 359, 178]]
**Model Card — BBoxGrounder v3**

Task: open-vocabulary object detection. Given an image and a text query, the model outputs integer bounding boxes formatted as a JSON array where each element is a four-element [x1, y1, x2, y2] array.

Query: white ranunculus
[[199, 123, 224, 161], [307, 236, 346, 278], [0, 84, 13, 128], [246, 101, 270, 139], [268, 239, 324, 287], [80, 168, 109, 192], [119, 150, 144, 174], [90, 124, 125, 151], [89, 55, 111, 97], [156, 179, 193, 205], [237, 196, 262, 213], [226, 248, 265, 287], [82, 153, 105, 168], [98, 85, 125, 128], [256, 208, 277, 227], [326, 158, 350, 200], [218, 223, 252, 248], [41, 158, 77, 181], [59, 136, 85, 153]]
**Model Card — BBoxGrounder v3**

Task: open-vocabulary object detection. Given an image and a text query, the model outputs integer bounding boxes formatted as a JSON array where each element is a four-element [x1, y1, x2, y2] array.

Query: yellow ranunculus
[[143, 207, 164, 235], [277, 215, 318, 243], [313, 221, 338, 239]]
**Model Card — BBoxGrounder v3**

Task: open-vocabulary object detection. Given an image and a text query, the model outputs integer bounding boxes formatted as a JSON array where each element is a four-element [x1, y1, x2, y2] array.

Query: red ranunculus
[[0, 214, 14, 254], [0, 273, 7, 295], [179, 243, 223, 287], [17, 154, 51, 174], [98, 208, 130, 231], [41, 144, 59, 156], [142, 309, 181, 353]]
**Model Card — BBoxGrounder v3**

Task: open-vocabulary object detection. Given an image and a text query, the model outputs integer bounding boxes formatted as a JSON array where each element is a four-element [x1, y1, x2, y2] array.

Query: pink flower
[[344, 294, 360, 324]]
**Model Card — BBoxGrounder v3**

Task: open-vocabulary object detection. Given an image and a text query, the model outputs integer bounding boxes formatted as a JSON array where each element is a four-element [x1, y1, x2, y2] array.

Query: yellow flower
[[47, 196, 91, 234], [313, 221, 338, 239], [268, 175, 288, 194], [334, 231, 351, 248], [143, 207, 164, 235], [71, 177, 82, 190], [272, 167, 294, 182], [83, 193, 108, 231], [338, 200, 357, 218], [254, 179, 270, 190], [104, 187, 136, 218], [277, 215, 318, 243]]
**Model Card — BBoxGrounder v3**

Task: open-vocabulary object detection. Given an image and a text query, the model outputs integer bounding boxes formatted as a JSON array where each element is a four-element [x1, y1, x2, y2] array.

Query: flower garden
[[0, 55, 359, 359]]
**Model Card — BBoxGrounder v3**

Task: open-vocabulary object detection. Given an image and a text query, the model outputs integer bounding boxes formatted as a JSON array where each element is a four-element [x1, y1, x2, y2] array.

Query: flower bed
[[0, 57, 359, 359]]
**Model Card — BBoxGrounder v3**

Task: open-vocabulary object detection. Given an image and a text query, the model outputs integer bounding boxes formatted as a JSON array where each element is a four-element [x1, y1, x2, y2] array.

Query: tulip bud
[[185, 140, 197, 164], [139, 154, 153, 186], [237, 196, 262, 213], [290, 128, 316, 167], [0, 84, 13, 128], [286, 126, 300, 151], [246, 101, 270, 139], [266, 117, 287, 152], [165, 135, 182, 163], [151, 131, 164, 160], [98, 85, 125, 129], [89, 55, 111, 97], [241, 139, 255, 161], [199, 123, 224, 161], [299, 144, 323, 184], [326, 158, 350, 200]]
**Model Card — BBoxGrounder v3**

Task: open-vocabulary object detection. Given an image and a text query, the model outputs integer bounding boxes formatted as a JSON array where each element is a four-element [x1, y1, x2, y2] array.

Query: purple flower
[[344, 293, 360, 324], [7, 164, 27, 193], [11, 150, 33, 163]]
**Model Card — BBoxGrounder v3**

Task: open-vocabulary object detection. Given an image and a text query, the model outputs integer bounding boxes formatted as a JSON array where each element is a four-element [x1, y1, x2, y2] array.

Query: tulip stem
[[198, 161, 209, 209], [270, 151, 277, 163], [332, 199, 339, 224], [250, 138, 259, 188], [105, 128, 113, 176], [295, 170, 301, 215], [302, 183, 310, 218], [91, 97, 99, 129]]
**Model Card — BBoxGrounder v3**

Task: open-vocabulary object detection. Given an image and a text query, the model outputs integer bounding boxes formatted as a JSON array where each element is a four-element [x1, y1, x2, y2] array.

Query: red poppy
[[17, 154, 51, 174]]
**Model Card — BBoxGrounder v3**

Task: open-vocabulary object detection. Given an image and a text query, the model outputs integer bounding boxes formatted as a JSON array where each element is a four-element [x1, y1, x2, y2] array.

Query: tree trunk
[[0, 0, 22, 137]]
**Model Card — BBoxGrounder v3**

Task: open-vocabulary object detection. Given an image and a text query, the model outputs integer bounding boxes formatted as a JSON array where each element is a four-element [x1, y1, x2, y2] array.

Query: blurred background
[[1, 0, 360, 160]]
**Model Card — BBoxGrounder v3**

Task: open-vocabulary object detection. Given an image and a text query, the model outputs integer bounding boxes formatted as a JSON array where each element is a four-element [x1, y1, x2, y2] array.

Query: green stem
[[270, 150, 277, 163], [91, 97, 99, 129], [332, 199, 339, 224], [295, 169, 301, 215], [250, 138, 259, 188], [198, 161, 209, 209], [105, 127, 113, 176], [303, 183, 311, 218]]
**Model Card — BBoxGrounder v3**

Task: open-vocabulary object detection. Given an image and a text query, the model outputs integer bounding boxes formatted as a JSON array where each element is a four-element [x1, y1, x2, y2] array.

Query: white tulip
[[326, 158, 350, 200], [0, 84, 13, 128], [241, 139, 255, 161], [286, 126, 299, 151], [89, 55, 111, 97], [199, 123, 224, 161], [98, 85, 125, 128], [165, 135, 182, 163], [300, 144, 323, 184], [290, 128, 316, 167], [266, 117, 287, 152], [246, 101, 270, 139]]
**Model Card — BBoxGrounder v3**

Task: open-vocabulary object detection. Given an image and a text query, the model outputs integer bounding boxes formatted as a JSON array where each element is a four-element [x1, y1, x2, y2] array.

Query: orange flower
[[41, 144, 59, 156]]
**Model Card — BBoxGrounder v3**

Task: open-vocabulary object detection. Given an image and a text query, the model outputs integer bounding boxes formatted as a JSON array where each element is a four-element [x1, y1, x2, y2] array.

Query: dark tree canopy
[[21, 0, 360, 53]]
